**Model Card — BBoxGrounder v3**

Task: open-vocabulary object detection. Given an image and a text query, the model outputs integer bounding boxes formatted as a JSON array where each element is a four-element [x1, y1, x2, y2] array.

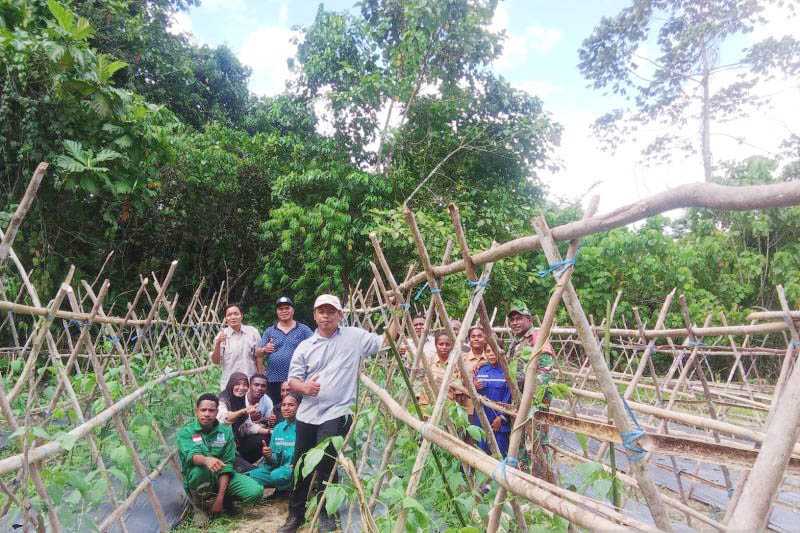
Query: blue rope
[[537, 258, 576, 279], [491, 456, 519, 483], [620, 397, 647, 463], [466, 279, 489, 289], [414, 282, 429, 301], [429, 287, 441, 294], [686, 339, 704, 348], [400, 303, 411, 311]]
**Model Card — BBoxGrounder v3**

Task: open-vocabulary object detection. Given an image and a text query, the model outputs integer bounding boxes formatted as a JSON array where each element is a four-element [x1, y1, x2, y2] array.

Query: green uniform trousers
[[246, 463, 292, 490], [184, 465, 263, 504]]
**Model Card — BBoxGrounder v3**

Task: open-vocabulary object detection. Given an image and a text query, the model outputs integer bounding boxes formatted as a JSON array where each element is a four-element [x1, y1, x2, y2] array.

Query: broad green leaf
[[466, 424, 483, 441], [593, 478, 612, 498], [324, 484, 346, 515], [55, 432, 79, 451], [47, 0, 75, 32], [301, 447, 325, 479]]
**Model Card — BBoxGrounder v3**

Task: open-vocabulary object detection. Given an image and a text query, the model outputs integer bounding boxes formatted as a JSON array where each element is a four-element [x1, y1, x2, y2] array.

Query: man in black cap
[[257, 297, 313, 408]]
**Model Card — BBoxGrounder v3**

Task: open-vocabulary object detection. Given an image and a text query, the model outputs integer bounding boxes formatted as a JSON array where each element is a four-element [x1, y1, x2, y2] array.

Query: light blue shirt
[[288, 326, 383, 424]]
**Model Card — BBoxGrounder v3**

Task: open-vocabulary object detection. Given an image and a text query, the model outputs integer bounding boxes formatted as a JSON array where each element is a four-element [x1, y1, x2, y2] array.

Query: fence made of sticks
[[335, 189, 800, 532], [3, 163, 800, 531]]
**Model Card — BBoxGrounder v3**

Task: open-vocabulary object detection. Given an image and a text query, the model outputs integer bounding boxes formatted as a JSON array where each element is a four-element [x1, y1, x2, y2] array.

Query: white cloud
[[491, 3, 561, 73], [200, 0, 246, 11], [541, 71, 800, 214], [513, 79, 558, 98], [751, 3, 800, 42], [278, 2, 289, 26], [167, 11, 192, 36], [238, 26, 299, 96]]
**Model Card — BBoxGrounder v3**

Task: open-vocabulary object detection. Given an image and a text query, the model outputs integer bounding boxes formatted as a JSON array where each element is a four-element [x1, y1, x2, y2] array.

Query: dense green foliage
[[1, 0, 798, 330]]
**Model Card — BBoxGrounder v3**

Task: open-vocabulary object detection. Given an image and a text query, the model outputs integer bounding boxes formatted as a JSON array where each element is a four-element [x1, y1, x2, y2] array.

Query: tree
[[76, 0, 252, 129], [579, 0, 800, 181]]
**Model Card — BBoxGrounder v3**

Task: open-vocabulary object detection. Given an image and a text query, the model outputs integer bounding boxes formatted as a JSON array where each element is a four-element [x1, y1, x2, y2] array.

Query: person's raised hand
[[305, 375, 321, 396], [474, 375, 485, 390], [249, 408, 262, 422], [205, 457, 225, 472], [262, 441, 272, 460], [265, 338, 276, 354], [491, 416, 503, 432], [267, 413, 277, 427], [214, 331, 227, 347]]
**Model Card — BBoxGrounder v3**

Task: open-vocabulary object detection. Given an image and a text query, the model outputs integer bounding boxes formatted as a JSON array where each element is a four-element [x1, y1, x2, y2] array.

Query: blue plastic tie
[[537, 258, 576, 279], [686, 339, 705, 348], [491, 456, 519, 483], [414, 282, 430, 301], [466, 279, 489, 289], [621, 397, 647, 463], [399, 303, 411, 311], [429, 287, 441, 294]]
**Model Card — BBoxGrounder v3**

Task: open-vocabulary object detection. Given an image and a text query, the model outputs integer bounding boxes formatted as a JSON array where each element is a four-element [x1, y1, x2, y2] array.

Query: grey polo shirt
[[288, 326, 383, 424]]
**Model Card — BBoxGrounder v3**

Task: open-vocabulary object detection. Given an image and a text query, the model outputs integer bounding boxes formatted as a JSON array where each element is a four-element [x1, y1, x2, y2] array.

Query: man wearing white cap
[[278, 294, 395, 533]]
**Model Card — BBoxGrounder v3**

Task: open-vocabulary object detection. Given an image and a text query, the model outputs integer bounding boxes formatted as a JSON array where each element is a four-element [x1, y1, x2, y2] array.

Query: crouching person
[[177, 393, 264, 526], [246, 393, 299, 491]]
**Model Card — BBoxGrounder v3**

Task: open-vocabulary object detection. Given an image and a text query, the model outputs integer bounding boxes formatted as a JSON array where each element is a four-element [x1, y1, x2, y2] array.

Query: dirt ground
[[229, 495, 292, 533]]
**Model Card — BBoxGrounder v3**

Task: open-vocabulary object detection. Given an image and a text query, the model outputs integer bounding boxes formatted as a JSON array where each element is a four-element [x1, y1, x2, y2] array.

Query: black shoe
[[277, 514, 303, 533], [319, 512, 337, 532]]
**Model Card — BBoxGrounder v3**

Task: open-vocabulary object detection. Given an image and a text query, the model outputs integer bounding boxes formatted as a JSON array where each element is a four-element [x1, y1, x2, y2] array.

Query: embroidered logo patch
[[212, 433, 226, 447], [191, 434, 202, 443]]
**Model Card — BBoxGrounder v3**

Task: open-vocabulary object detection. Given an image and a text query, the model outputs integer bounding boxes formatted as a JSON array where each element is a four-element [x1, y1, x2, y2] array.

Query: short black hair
[[224, 303, 243, 314], [196, 393, 219, 407], [250, 373, 268, 383], [284, 392, 302, 403]]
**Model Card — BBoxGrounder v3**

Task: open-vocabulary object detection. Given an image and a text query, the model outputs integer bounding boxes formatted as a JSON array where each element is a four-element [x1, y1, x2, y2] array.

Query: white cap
[[313, 294, 343, 311]]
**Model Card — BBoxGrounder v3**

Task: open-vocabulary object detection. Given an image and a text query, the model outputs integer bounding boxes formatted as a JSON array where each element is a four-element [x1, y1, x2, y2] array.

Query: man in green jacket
[[177, 393, 264, 525], [247, 393, 299, 490]]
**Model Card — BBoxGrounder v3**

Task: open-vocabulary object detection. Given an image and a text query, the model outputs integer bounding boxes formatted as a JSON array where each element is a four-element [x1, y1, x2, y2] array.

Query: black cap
[[276, 296, 293, 307]]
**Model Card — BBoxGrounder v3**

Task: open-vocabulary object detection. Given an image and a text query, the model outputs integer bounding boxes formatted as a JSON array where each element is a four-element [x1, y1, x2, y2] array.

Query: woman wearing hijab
[[218, 372, 267, 467]]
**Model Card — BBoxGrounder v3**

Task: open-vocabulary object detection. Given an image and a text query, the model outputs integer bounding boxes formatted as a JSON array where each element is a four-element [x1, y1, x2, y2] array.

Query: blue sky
[[173, 0, 800, 210]]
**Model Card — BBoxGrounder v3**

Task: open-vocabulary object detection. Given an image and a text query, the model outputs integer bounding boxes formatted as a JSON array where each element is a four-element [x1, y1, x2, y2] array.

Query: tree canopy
[[0, 0, 798, 329]]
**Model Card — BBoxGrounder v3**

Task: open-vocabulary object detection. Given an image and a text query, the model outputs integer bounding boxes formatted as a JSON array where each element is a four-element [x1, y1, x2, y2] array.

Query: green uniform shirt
[[267, 419, 296, 469], [176, 419, 235, 479]]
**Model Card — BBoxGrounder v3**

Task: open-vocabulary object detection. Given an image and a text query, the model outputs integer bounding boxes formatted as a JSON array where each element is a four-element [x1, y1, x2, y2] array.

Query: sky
[[170, 0, 800, 213]]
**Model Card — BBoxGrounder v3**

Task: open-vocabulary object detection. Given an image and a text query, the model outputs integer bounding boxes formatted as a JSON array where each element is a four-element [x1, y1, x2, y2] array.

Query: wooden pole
[[533, 216, 673, 531]]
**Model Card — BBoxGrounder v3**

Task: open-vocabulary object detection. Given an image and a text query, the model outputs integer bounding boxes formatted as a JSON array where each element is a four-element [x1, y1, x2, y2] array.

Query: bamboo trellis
[[341, 191, 800, 531], [4, 163, 800, 531], [0, 164, 224, 531]]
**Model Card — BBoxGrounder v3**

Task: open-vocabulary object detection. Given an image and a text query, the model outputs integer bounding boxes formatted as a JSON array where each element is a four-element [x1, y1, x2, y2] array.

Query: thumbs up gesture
[[265, 337, 276, 354], [305, 374, 321, 396]]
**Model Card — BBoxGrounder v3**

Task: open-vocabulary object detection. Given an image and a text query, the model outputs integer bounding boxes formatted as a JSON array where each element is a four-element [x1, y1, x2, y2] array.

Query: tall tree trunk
[[700, 44, 713, 182]]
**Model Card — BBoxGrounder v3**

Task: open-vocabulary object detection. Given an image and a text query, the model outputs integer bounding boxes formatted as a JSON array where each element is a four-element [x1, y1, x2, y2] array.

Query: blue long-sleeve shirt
[[475, 362, 512, 433]]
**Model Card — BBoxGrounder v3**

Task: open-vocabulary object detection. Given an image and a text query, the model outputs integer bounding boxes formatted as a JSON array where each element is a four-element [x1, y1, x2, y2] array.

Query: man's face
[[225, 306, 242, 328], [509, 312, 532, 337], [469, 328, 486, 351], [281, 396, 299, 419], [250, 378, 267, 401], [280, 382, 289, 399], [314, 304, 342, 331], [450, 319, 461, 333], [196, 400, 218, 429], [276, 304, 294, 322], [412, 318, 425, 337]]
